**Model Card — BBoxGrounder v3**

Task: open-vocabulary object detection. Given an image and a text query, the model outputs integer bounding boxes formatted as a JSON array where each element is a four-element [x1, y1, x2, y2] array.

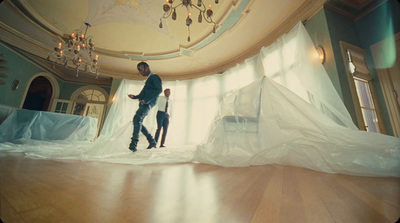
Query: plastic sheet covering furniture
[[0, 104, 17, 125], [0, 109, 98, 142], [221, 76, 266, 149], [195, 76, 400, 177]]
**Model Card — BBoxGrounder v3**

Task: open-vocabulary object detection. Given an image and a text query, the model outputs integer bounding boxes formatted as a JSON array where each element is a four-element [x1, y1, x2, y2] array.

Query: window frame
[[340, 41, 386, 133], [50, 99, 73, 114]]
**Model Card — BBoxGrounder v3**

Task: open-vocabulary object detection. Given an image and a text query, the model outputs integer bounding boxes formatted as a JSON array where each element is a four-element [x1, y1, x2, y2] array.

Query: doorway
[[70, 87, 108, 135], [22, 76, 53, 111]]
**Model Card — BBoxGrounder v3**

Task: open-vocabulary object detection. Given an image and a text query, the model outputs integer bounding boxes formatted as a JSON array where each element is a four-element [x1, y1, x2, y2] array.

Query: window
[[354, 78, 379, 132], [340, 41, 384, 133], [50, 99, 72, 114]]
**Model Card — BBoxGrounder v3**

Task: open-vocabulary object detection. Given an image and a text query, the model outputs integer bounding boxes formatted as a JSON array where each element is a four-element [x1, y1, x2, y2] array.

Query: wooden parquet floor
[[1, 152, 399, 223]]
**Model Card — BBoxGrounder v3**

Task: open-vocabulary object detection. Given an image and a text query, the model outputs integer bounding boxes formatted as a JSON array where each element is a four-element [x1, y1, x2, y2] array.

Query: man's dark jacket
[[132, 73, 162, 107]]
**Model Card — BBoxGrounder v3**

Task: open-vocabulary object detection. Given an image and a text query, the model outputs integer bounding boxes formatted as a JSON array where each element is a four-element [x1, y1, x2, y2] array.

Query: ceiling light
[[47, 23, 100, 78], [159, 0, 219, 42]]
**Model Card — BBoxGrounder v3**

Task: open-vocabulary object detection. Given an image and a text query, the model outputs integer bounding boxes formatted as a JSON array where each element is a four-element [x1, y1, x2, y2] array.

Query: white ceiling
[[0, 0, 381, 84]]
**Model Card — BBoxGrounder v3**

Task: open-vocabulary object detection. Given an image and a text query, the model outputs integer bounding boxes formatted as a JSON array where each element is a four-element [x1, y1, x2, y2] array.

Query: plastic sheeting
[[194, 23, 400, 177], [0, 104, 17, 124], [195, 76, 400, 177], [0, 109, 98, 142], [0, 22, 399, 177]]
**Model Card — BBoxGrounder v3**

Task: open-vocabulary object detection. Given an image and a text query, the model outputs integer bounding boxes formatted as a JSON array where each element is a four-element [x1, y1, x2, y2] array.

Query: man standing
[[154, 88, 172, 148], [128, 62, 162, 152]]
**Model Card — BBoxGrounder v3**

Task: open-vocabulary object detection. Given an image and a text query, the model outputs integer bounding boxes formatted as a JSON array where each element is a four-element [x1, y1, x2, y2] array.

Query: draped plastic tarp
[[0, 109, 98, 142], [194, 23, 399, 177], [195, 76, 400, 176], [0, 22, 399, 177]]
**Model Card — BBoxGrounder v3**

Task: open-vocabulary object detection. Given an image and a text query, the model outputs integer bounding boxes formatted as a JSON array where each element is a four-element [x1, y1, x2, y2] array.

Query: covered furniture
[[0, 104, 18, 125], [0, 109, 98, 143], [221, 76, 266, 148]]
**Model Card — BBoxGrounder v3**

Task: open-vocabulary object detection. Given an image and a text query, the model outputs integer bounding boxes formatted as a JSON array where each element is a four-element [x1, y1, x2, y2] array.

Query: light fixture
[[47, 23, 100, 78], [159, 0, 220, 42], [316, 46, 325, 64], [346, 49, 356, 75]]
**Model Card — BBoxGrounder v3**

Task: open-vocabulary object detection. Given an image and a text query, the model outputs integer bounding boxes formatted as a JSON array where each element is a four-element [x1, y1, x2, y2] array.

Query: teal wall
[[324, 7, 360, 126], [57, 81, 94, 100], [305, 0, 400, 135], [0, 43, 111, 108], [357, 0, 400, 47], [305, 7, 360, 126], [304, 9, 342, 97], [0, 44, 45, 107], [355, 0, 400, 136]]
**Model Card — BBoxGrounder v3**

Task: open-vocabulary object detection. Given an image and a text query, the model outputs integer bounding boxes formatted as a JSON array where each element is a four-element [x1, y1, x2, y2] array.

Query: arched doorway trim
[[19, 72, 60, 109], [70, 85, 109, 135], [70, 85, 109, 102]]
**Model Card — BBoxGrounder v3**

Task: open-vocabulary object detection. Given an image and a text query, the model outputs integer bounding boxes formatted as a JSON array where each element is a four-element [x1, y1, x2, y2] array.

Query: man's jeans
[[131, 103, 154, 143]]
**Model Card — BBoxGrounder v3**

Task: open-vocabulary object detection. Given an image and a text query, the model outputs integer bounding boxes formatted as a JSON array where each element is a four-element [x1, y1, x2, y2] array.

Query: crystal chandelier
[[159, 0, 220, 42], [47, 23, 100, 78]]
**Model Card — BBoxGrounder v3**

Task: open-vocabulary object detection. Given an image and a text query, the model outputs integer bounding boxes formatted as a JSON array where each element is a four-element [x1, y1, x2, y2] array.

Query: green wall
[[355, 0, 400, 136], [0, 43, 111, 108], [305, 7, 360, 126], [325, 7, 361, 126], [0, 44, 45, 107], [305, 0, 400, 135], [304, 9, 342, 97], [357, 0, 400, 47]]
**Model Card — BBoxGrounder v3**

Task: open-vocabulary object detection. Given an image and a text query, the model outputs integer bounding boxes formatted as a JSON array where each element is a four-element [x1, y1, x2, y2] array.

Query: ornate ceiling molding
[[159, 0, 327, 80], [86, 0, 253, 62], [0, 0, 339, 81]]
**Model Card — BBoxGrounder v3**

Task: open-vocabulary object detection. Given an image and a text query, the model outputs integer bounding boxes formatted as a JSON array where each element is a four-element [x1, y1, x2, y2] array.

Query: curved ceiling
[[1, 0, 379, 83]]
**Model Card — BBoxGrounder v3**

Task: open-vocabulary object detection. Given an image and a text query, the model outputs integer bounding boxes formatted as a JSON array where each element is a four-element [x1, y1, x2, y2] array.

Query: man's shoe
[[129, 144, 137, 152], [129, 140, 138, 152], [147, 143, 156, 149], [160, 145, 166, 148]]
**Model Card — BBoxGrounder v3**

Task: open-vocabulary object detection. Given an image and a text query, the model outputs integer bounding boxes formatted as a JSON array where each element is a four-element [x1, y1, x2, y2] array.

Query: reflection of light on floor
[[153, 165, 218, 222], [89, 165, 168, 220]]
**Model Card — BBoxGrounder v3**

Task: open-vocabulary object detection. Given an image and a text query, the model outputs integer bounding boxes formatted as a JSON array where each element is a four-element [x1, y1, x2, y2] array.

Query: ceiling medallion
[[159, 0, 220, 42], [47, 23, 100, 78]]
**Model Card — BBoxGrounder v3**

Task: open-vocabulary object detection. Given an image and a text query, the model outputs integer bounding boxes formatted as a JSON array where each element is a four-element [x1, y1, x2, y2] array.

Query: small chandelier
[[47, 23, 100, 78], [159, 0, 220, 42]]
